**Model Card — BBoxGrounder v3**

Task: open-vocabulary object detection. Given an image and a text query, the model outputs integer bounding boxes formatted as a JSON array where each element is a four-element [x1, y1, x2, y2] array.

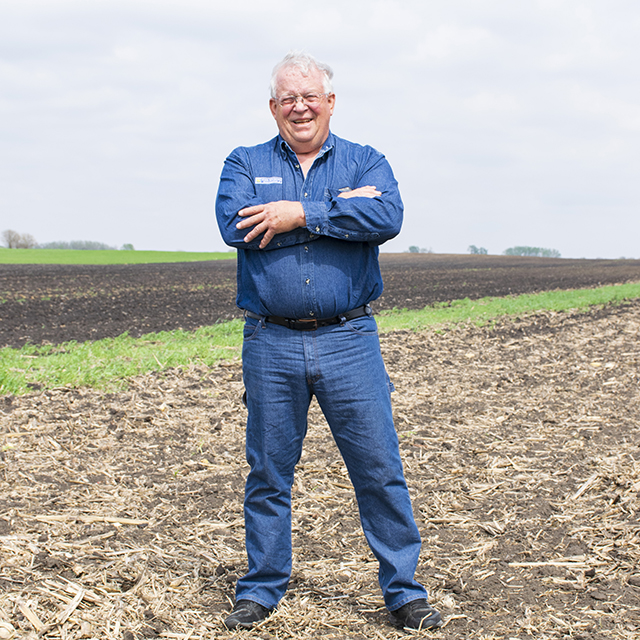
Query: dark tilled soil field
[[1, 255, 640, 639], [1, 254, 640, 348]]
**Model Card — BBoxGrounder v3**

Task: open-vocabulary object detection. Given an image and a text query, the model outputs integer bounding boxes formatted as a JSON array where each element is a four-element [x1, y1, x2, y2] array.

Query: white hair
[[270, 51, 334, 99]]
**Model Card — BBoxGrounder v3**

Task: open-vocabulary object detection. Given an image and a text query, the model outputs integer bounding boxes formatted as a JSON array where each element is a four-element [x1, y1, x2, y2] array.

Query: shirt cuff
[[302, 201, 328, 236]]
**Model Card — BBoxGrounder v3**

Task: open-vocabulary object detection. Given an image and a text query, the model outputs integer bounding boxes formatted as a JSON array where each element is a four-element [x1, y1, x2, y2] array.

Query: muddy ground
[[1, 256, 640, 639], [1, 310, 639, 638], [1, 254, 640, 348]]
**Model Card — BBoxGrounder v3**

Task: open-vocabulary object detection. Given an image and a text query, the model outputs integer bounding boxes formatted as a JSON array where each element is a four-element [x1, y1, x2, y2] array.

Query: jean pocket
[[344, 315, 379, 336], [243, 317, 262, 341]]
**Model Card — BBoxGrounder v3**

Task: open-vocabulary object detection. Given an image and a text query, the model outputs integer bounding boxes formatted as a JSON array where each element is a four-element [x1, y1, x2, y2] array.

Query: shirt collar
[[277, 132, 335, 161]]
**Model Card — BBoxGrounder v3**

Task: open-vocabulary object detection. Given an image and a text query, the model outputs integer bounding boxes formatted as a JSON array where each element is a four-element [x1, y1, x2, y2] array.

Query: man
[[215, 52, 441, 632]]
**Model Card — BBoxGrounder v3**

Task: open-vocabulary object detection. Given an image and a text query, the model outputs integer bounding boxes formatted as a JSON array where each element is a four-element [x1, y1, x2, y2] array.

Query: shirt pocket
[[254, 179, 284, 202]]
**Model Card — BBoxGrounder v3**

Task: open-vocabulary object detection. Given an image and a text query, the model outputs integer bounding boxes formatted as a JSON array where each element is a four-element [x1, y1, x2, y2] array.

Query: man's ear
[[269, 99, 277, 119], [327, 93, 336, 116]]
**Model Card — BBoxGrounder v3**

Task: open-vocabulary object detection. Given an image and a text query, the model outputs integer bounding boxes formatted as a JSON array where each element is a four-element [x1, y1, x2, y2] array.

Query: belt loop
[[244, 309, 267, 329]]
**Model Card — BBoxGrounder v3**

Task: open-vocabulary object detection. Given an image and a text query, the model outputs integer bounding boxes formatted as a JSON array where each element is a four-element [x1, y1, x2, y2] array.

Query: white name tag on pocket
[[255, 177, 283, 184]]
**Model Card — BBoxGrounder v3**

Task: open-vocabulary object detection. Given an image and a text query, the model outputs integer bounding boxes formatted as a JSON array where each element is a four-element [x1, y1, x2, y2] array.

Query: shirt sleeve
[[215, 147, 315, 251], [302, 146, 403, 247]]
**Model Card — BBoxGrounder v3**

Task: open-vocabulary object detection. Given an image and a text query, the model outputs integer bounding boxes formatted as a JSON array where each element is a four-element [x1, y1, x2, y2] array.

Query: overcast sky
[[2, 0, 639, 258]]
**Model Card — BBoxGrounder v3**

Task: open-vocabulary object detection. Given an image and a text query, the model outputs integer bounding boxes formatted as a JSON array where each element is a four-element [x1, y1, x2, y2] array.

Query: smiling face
[[269, 65, 335, 157]]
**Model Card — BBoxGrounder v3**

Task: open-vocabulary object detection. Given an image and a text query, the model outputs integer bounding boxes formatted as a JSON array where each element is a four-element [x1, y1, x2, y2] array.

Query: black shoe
[[390, 598, 442, 630], [224, 600, 271, 630]]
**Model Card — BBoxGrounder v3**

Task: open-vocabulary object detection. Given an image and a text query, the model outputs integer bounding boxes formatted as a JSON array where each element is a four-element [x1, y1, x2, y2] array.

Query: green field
[[2, 282, 639, 396], [0, 248, 235, 265]]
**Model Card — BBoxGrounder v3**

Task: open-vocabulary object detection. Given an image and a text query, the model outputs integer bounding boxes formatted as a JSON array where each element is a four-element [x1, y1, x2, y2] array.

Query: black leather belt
[[244, 305, 372, 331]]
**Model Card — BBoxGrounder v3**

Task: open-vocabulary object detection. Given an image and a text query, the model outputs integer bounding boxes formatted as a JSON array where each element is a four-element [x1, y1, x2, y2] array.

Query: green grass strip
[[0, 249, 235, 265], [375, 281, 640, 332], [1, 283, 639, 396], [0, 321, 244, 396]]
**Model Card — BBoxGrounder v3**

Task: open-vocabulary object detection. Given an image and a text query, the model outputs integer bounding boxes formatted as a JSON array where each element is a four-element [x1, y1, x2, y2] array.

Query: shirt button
[[305, 278, 310, 284], [304, 246, 309, 251], [315, 226, 320, 232], [309, 311, 315, 316], [304, 192, 308, 197]]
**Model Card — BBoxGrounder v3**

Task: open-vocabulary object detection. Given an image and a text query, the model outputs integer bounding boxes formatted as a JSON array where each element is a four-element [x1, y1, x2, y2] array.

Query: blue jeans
[[237, 313, 428, 611]]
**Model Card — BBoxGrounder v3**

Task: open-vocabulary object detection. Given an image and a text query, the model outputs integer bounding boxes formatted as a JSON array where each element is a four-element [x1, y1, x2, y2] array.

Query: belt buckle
[[296, 318, 318, 330]]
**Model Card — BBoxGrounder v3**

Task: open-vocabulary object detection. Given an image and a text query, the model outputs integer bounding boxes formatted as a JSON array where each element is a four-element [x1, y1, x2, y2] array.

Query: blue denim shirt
[[215, 132, 403, 318]]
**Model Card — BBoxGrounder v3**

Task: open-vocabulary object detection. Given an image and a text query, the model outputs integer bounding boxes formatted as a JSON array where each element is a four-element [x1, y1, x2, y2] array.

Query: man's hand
[[337, 185, 381, 199], [237, 201, 306, 249], [236, 187, 379, 249]]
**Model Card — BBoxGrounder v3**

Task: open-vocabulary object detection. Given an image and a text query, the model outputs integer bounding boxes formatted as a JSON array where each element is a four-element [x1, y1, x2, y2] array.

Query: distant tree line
[[2, 229, 36, 249], [38, 240, 117, 250], [2, 230, 134, 251], [406, 244, 563, 257], [466, 245, 561, 257], [503, 246, 561, 258]]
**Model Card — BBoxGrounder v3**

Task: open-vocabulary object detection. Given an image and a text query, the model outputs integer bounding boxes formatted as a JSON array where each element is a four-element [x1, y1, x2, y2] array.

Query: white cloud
[[407, 24, 493, 62], [0, 0, 639, 257]]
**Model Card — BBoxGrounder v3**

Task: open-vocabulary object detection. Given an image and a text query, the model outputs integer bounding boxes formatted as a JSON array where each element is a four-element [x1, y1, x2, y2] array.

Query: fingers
[[259, 229, 275, 249], [237, 204, 265, 230], [236, 208, 272, 245], [236, 212, 264, 230], [238, 204, 264, 217], [243, 222, 266, 244], [235, 201, 305, 248], [337, 185, 381, 199]]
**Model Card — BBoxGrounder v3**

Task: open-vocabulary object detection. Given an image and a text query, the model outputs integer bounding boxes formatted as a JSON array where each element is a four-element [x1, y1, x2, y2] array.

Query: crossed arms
[[237, 186, 381, 249], [215, 141, 403, 251]]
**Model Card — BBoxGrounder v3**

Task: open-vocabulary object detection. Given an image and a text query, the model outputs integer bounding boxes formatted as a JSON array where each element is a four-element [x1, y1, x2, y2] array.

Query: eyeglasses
[[275, 93, 329, 108]]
